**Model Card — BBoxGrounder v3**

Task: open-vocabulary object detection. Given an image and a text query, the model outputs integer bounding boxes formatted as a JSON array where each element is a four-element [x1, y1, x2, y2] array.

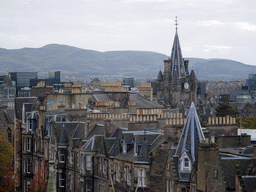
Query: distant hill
[[0, 44, 255, 81]]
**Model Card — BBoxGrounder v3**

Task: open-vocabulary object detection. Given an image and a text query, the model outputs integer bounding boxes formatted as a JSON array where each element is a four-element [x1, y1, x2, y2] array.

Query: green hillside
[[0, 44, 255, 81]]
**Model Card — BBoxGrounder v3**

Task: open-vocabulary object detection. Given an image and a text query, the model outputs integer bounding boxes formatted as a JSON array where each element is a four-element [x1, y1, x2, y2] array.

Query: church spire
[[170, 17, 185, 78]]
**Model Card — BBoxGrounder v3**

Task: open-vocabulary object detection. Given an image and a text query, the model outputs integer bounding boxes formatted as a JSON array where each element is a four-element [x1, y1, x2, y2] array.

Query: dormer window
[[184, 158, 189, 167], [179, 152, 191, 173]]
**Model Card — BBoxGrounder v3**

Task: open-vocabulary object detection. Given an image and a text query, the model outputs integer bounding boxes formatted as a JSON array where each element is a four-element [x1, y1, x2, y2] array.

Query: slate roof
[[220, 158, 251, 189], [219, 147, 254, 158], [169, 29, 185, 78], [5, 108, 14, 124], [15, 97, 37, 119], [129, 93, 163, 109], [81, 135, 103, 152], [52, 122, 85, 146], [109, 137, 121, 157], [116, 130, 165, 163], [86, 124, 105, 140], [175, 102, 205, 160], [110, 127, 128, 139], [241, 176, 256, 191], [105, 138, 116, 153], [174, 102, 205, 181], [93, 94, 115, 102]]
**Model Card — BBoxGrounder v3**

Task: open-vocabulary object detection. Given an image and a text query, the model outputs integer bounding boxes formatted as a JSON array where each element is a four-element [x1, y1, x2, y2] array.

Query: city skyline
[[1, 0, 256, 65]]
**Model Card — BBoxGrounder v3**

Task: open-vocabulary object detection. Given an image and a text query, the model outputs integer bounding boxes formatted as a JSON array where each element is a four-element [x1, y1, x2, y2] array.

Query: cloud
[[204, 45, 231, 52], [124, 0, 168, 2], [201, 20, 224, 26], [236, 22, 256, 31]]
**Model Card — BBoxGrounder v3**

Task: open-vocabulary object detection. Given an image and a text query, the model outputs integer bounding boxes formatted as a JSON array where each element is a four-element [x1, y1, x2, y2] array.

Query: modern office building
[[9, 72, 38, 95], [122, 77, 134, 88]]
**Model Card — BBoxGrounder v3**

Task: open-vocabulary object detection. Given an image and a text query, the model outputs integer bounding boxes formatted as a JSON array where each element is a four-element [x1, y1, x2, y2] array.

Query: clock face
[[184, 82, 189, 89]]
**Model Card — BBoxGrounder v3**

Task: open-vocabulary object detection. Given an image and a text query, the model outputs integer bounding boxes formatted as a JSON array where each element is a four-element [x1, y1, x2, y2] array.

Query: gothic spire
[[170, 17, 186, 78]]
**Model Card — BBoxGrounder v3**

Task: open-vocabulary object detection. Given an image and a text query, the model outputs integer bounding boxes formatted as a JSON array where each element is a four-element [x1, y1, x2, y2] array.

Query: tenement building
[[156, 25, 197, 108]]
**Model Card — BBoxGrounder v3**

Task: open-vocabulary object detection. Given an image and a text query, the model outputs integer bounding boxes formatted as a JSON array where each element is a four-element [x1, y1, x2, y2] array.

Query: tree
[[0, 170, 15, 192], [0, 132, 14, 192], [29, 160, 48, 192], [238, 117, 256, 129], [0, 132, 14, 178], [215, 96, 239, 117]]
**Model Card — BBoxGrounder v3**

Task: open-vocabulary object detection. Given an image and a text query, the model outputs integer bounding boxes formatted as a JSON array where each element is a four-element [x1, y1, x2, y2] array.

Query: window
[[166, 180, 172, 192], [23, 137, 26, 151], [27, 138, 31, 152], [7, 131, 11, 143], [126, 166, 131, 185], [28, 120, 32, 131], [85, 183, 91, 192], [27, 158, 31, 173], [115, 163, 119, 181], [85, 155, 91, 170], [214, 169, 218, 180], [59, 172, 65, 188], [34, 160, 38, 173], [99, 185, 104, 192], [170, 180, 172, 192], [69, 174, 72, 191], [59, 149, 65, 163], [100, 158, 104, 173], [26, 180, 31, 191], [34, 139, 37, 153], [184, 158, 189, 168], [23, 159, 26, 173], [138, 168, 146, 187]]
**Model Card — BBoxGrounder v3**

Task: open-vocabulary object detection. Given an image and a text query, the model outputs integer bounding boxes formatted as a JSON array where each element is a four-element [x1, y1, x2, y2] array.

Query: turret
[[190, 69, 196, 79], [157, 70, 163, 82]]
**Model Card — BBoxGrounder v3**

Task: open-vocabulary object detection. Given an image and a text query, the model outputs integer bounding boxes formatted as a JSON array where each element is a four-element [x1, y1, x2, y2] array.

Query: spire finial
[[175, 16, 178, 30]]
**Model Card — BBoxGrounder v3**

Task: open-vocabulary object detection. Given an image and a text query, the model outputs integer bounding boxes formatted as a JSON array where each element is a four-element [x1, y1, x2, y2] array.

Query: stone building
[[156, 27, 197, 108]]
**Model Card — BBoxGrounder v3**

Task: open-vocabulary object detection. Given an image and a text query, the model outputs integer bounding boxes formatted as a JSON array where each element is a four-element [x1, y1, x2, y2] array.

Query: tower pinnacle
[[175, 16, 178, 30]]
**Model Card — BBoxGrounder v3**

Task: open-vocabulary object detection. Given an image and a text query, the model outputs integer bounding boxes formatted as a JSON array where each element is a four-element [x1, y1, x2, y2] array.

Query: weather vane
[[175, 16, 178, 30]]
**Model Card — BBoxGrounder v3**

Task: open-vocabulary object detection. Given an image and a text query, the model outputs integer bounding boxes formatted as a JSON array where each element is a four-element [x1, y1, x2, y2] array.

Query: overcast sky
[[1, 0, 256, 65]]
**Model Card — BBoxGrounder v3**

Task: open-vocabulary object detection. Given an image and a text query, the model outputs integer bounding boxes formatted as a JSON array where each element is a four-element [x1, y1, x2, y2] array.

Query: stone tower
[[156, 24, 197, 108]]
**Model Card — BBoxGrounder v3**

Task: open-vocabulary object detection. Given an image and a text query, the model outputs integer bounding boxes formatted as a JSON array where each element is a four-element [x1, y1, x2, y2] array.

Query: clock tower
[[156, 19, 197, 108]]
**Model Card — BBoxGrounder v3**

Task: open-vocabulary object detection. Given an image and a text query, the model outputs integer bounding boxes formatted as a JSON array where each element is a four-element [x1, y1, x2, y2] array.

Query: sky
[[1, 0, 256, 65]]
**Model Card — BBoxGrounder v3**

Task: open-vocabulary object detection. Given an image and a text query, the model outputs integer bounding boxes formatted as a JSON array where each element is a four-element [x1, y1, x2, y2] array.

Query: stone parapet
[[207, 116, 236, 125]]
